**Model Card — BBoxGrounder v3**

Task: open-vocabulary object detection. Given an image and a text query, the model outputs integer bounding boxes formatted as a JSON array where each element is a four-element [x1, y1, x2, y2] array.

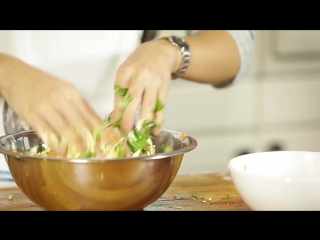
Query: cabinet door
[[256, 30, 320, 74], [163, 80, 259, 174], [163, 80, 257, 131], [258, 127, 320, 153], [275, 30, 320, 56], [178, 133, 258, 174], [260, 73, 320, 125]]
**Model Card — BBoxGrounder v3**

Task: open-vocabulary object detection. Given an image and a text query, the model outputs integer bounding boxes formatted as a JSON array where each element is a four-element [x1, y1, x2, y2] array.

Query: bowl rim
[[228, 150, 320, 174], [0, 129, 197, 163]]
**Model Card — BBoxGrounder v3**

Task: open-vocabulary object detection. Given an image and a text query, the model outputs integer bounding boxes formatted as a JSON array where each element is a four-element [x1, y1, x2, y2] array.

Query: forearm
[[170, 30, 255, 86], [0, 53, 21, 97], [0, 53, 50, 98]]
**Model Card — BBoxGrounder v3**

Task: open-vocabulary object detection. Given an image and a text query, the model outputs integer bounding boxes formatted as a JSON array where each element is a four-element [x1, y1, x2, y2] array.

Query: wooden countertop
[[0, 172, 251, 211]]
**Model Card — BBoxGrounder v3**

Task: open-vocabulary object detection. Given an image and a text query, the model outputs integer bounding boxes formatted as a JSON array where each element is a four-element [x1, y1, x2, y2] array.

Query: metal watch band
[[165, 36, 191, 79], [172, 47, 191, 79]]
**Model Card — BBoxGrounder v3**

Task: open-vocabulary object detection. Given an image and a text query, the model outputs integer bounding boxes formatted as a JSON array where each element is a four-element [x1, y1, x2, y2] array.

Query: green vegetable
[[161, 145, 174, 153], [222, 194, 230, 200], [114, 85, 128, 96], [127, 139, 149, 153], [121, 93, 132, 110], [82, 152, 97, 158], [113, 116, 123, 128], [192, 193, 204, 199], [155, 99, 164, 111], [114, 85, 165, 114], [115, 145, 126, 157]]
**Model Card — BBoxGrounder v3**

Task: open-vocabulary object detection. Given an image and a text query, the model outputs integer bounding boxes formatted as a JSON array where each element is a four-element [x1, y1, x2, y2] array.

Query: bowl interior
[[228, 151, 320, 181], [0, 129, 197, 160]]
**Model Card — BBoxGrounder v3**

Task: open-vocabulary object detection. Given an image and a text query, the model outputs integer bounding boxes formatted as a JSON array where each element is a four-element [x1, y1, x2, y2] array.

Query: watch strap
[[165, 36, 191, 79]]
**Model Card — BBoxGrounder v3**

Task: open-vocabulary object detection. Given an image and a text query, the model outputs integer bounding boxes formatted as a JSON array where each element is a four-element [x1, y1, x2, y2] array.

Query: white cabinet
[[176, 133, 258, 175], [164, 80, 257, 131], [163, 80, 259, 175], [256, 30, 320, 156], [275, 30, 320, 55], [260, 73, 320, 125], [257, 30, 320, 74]]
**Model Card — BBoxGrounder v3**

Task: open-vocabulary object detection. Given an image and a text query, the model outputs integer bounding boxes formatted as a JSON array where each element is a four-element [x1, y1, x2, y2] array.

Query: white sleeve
[[186, 30, 255, 86], [226, 30, 255, 82]]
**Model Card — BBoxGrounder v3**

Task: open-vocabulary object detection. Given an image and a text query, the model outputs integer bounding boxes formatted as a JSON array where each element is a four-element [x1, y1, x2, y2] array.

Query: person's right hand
[[0, 54, 102, 156]]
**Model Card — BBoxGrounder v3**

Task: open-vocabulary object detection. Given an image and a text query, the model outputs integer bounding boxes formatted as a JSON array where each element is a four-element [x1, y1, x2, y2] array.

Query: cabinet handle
[[235, 149, 252, 157], [268, 143, 283, 151], [235, 142, 283, 158]]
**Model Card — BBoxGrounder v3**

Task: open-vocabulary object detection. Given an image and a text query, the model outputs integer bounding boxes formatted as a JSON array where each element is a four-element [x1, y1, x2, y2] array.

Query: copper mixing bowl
[[0, 129, 197, 211]]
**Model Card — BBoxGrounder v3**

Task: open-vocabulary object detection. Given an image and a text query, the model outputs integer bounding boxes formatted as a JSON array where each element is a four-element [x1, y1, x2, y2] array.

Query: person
[[0, 30, 255, 155]]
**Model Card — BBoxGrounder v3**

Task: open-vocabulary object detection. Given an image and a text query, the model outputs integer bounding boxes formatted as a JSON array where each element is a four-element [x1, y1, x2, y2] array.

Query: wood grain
[[0, 172, 251, 211]]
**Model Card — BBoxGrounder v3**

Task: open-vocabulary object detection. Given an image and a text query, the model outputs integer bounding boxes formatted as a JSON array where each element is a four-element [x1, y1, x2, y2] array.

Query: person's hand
[[112, 39, 181, 135], [0, 55, 102, 155]]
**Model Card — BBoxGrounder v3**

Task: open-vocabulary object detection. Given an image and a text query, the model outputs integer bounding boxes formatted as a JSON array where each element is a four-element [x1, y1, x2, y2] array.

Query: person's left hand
[[112, 39, 181, 135]]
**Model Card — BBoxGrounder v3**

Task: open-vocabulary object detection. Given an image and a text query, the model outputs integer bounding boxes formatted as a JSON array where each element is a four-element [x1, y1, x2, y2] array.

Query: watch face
[[172, 35, 189, 49]]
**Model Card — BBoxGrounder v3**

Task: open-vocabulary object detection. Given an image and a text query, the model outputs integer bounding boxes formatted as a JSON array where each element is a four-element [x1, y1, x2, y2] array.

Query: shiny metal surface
[[0, 130, 197, 210]]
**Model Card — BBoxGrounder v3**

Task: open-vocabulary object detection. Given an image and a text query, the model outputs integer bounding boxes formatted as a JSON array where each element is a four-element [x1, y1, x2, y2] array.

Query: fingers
[[30, 104, 80, 156], [56, 86, 102, 151], [112, 67, 132, 124], [28, 88, 102, 156], [120, 73, 146, 132], [37, 106, 70, 154], [152, 83, 169, 136], [58, 87, 102, 131], [114, 65, 170, 134], [72, 96, 102, 130], [113, 67, 148, 132], [139, 79, 158, 121], [27, 112, 62, 155]]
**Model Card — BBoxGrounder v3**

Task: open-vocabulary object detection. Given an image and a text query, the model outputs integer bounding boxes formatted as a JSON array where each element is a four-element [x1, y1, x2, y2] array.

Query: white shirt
[[0, 30, 143, 118]]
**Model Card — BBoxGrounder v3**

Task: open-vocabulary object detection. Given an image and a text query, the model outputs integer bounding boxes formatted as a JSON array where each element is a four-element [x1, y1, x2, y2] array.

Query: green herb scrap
[[114, 85, 128, 96], [161, 144, 174, 153], [155, 99, 164, 112], [114, 85, 165, 114], [222, 194, 230, 200], [192, 193, 204, 199], [81, 152, 97, 158]]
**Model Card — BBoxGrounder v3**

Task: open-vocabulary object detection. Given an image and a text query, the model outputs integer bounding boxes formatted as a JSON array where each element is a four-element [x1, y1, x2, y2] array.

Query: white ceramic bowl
[[228, 151, 320, 211]]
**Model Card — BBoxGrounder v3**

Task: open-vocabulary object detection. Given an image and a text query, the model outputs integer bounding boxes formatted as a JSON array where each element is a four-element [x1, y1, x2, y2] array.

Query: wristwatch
[[163, 35, 191, 79]]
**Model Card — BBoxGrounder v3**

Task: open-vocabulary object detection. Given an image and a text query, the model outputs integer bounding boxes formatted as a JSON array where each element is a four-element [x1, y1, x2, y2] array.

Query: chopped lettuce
[[22, 85, 173, 159]]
